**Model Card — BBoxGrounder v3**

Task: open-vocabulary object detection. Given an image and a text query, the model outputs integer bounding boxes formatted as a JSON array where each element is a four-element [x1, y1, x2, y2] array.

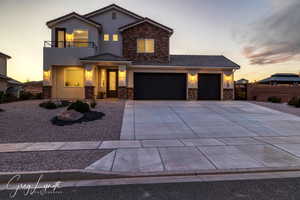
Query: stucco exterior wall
[[89, 9, 138, 56], [50, 18, 99, 46], [0, 56, 7, 76], [52, 66, 84, 99]]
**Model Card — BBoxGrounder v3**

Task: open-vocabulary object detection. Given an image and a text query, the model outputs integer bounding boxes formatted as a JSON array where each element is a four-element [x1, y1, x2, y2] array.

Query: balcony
[[43, 41, 97, 68]]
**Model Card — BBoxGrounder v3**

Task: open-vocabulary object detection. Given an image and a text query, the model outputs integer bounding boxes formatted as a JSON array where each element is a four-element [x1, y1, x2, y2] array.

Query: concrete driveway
[[87, 101, 300, 174]]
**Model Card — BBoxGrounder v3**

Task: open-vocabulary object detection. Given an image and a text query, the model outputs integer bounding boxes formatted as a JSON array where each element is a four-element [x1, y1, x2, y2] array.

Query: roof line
[[46, 12, 102, 29], [84, 4, 143, 19], [119, 17, 173, 33], [0, 52, 11, 59]]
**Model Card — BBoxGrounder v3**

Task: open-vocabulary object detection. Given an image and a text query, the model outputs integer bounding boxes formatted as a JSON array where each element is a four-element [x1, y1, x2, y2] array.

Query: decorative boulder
[[56, 110, 83, 122]]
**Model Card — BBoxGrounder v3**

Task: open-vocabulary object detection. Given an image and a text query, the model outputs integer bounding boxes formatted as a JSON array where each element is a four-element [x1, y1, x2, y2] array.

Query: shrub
[[39, 101, 57, 109], [90, 99, 97, 108], [288, 97, 299, 106], [67, 100, 90, 113], [267, 96, 281, 103], [34, 93, 43, 99], [61, 100, 71, 107], [19, 91, 34, 100]]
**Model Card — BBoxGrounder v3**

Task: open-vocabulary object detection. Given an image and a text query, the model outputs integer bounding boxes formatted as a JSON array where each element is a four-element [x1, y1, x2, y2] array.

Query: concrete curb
[[2, 166, 300, 187]]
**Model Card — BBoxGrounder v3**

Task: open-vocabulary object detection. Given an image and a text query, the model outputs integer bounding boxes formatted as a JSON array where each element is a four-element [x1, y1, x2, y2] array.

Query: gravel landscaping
[[0, 150, 111, 172], [251, 101, 300, 117], [0, 100, 125, 143]]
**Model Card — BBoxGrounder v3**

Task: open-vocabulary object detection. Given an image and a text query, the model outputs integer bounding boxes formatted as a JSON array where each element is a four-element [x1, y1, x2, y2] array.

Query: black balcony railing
[[44, 41, 96, 48]]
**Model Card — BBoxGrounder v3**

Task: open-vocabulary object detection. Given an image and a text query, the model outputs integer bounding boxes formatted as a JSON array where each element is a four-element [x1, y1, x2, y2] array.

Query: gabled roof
[[119, 18, 173, 34], [46, 12, 102, 29], [133, 55, 240, 69], [0, 52, 11, 59], [80, 53, 131, 62], [84, 4, 143, 20]]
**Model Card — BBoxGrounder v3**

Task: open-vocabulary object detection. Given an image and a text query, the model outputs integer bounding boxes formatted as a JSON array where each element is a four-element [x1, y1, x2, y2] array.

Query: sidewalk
[[3, 136, 300, 174]]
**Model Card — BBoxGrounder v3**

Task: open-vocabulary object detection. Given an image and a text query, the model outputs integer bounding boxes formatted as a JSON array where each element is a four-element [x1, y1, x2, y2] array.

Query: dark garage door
[[198, 73, 221, 100], [134, 73, 187, 100]]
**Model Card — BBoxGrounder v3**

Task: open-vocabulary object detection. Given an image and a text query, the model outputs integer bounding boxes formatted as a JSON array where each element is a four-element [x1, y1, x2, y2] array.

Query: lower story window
[[64, 68, 83, 87]]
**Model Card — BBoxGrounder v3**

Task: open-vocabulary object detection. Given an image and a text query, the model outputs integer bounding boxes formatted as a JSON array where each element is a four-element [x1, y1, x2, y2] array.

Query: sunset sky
[[0, 0, 299, 82]]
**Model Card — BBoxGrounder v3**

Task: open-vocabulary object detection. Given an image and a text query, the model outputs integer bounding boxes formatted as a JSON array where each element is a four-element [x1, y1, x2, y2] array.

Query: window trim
[[113, 34, 119, 41], [103, 34, 110, 41], [72, 29, 89, 47], [137, 38, 155, 53], [64, 68, 84, 88]]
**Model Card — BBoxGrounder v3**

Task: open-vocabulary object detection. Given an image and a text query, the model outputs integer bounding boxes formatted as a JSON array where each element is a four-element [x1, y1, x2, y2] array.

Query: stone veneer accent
[[85, 86, 95, 99], [223, 89, 234, 100], [127, 88, 134, 100], [42, 86, 52, 99], [187, 88, 197, 100], [118, 87, 127, 99], [122, 22, 171, 63]]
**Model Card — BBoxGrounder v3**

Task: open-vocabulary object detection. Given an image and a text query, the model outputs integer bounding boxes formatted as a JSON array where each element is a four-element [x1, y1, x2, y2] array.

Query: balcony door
[[55, 28, 66, 48], [107, 69, 118, 98]]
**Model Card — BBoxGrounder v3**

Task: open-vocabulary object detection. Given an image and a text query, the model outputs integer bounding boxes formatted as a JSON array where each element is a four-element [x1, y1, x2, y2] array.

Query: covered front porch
[[43, 53, 132, 100]]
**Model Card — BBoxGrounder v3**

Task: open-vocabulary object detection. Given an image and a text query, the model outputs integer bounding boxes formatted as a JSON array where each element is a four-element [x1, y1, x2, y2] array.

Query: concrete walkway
[[85, 101, 300, 173], [3, 101, 300, 174]]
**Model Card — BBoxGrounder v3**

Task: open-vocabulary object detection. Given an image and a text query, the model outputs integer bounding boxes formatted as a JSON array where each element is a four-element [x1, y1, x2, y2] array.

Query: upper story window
[[112, 12, 117, 20], [113, 34, 119, 41], [104, 34, 110, 41], [137, 39, 155, 53], [57, 29, 88, 47]]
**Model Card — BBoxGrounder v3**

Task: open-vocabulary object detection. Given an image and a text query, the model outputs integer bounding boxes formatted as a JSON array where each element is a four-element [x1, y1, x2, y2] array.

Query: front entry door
[[107, 69, 118, 98]]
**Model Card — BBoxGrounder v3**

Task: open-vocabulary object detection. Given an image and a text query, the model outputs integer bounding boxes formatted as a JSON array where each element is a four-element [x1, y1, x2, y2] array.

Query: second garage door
[[198, 73, 221, 100], [134, 73, 187, 100]]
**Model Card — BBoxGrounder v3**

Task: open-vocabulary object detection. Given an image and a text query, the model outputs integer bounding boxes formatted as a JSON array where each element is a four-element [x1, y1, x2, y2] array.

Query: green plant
[[34, 93, 43, 99], [288, 97, 299, 106], [39, 101, 57, 109], [267, 96, 281, 103], [90, 99, 97, 108], [19, 91, 34, 100], [60, 100, 71, 107], [67, 100, 90, 113]]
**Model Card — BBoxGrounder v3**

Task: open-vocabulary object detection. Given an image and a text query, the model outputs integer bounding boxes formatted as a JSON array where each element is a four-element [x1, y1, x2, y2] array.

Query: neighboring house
[[43, 4, 239, 100], [258, 73, 300, 85], [0, 52, 22, 96], [236, 78, 249, 85], [0, 52, 11, 93], [23, 81, 43, 95]]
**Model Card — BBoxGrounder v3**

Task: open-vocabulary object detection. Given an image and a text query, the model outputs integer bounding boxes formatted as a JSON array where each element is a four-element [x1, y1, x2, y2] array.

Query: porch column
[[223, 70, 234, 100], [84, 64, 96, 99], [187, 71, 198, 100], [118, 65, 128, 99], [43, 66, 52, 99]]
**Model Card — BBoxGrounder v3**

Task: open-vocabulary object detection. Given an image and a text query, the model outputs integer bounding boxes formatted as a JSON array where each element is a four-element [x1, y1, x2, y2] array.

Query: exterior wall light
[[223, 72, 234, 89], [85, 65, 94, 86], [43, 69, 51, 86], [188, 72, 198, 88], [118, 65, 127, 87]]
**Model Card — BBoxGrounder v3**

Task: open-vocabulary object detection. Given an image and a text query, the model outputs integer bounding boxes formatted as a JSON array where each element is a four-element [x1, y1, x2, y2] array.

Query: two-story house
[[0, 52, 11, 92], [43, 4, 239, 100]]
